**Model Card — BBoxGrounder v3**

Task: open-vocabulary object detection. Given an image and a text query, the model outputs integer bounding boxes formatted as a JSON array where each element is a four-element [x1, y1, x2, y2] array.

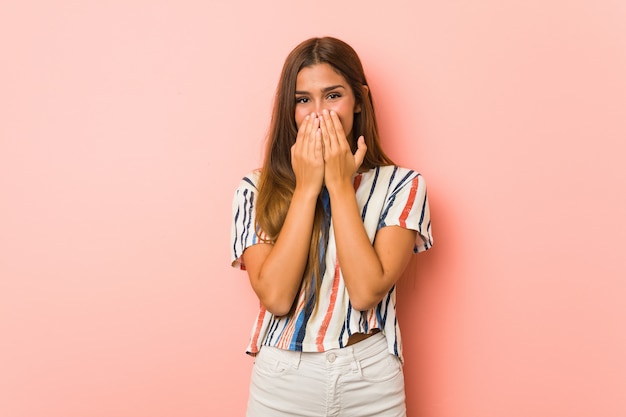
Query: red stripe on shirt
[[316, 261, 341, 351], [399, 177, 419, 228], [249, 304, 267, 353], [353, 174, 362, 191]]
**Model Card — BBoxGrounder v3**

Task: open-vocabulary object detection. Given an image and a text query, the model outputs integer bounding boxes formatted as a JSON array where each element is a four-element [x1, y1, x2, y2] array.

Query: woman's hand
[[291, 113, 324, 196], [319, 109, 367, 190]]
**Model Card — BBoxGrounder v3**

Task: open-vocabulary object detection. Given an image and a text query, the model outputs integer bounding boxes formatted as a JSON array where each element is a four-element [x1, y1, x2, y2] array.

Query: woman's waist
[[259, 331, 389, 366]]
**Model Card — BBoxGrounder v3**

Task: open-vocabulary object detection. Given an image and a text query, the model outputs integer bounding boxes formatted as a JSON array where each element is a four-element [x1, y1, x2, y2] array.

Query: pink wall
[[1, 1, 625, 416]]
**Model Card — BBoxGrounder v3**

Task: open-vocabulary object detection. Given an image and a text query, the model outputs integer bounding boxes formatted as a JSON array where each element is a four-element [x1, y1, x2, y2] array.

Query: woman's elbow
[[256, 291, 295, 317], [349, 292, 385, 312], [250, 276, 297, 317], [263, 300, 292, 317]]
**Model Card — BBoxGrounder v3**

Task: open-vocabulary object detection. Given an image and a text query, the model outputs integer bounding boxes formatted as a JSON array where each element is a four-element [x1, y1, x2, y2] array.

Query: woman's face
[[294, 63, 361, 140]]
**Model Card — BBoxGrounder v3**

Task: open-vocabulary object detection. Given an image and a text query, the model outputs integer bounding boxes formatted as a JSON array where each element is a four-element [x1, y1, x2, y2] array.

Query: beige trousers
[[246, 333, 406, 417]]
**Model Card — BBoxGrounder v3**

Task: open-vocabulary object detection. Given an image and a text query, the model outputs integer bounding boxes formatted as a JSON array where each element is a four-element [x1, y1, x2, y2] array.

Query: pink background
[[2, 1, 625, 416]]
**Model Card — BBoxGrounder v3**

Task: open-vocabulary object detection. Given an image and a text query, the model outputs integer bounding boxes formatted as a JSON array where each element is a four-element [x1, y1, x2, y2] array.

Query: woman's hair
[[255, 37, 394, 314]]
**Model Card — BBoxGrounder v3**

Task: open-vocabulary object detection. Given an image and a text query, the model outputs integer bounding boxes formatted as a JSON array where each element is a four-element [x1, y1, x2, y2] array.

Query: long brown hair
[[255, 37, 394, 314]]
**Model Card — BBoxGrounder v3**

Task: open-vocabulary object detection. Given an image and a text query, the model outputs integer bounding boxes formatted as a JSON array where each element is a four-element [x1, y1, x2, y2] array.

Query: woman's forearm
[[327, 180, 416, 311], [327, 181, 386, 310], [246, 189, 318, 316]]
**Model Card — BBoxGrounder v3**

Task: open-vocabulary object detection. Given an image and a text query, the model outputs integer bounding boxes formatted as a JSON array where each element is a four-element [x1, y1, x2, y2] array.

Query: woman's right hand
[[291, 113, 324, 196]]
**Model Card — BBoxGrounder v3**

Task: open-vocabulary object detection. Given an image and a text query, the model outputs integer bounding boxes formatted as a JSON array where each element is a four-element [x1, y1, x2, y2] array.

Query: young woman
[[230, 36, 433, 417]]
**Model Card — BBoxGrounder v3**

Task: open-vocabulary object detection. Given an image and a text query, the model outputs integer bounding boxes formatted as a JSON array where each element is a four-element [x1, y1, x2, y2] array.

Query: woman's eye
[[327, 93, 341, 100], [295, 97, 309, 104]]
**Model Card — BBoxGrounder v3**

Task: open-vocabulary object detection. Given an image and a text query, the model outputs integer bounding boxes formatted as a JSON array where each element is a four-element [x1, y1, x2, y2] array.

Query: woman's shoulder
[[235, 169, 262, 191]]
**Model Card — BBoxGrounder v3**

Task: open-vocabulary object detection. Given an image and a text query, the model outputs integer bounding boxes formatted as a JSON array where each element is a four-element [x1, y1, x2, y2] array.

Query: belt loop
[[292, 350, 302, 370], [350, 347, 362, 375]]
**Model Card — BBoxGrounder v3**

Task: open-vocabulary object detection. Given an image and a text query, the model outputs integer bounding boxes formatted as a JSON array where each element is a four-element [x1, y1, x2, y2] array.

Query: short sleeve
[[378, 171, 433, 253], [230, 173, 268, 270]]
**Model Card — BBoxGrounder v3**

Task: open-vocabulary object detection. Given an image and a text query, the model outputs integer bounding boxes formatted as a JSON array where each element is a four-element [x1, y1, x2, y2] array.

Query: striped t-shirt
[[230, 165, 433, 362]]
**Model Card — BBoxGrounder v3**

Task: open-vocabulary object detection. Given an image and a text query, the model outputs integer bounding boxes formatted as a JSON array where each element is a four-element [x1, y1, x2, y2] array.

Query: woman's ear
[[354, 84, 369, 113]]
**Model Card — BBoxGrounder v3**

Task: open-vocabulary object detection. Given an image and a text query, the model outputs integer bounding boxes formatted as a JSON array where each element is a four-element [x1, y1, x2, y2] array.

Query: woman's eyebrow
[[295, 85, 345, 95]]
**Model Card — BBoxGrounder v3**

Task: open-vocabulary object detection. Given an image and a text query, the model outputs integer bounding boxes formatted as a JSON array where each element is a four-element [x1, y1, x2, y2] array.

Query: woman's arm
[[243, 114, 324, 316], [242, 190, 317, 316], [327, 183, 416, 311], [321, 109, 416, 311]]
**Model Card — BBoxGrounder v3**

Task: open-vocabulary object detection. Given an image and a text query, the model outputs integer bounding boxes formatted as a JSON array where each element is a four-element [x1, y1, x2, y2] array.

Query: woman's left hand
[[319, 109, 367, 189]]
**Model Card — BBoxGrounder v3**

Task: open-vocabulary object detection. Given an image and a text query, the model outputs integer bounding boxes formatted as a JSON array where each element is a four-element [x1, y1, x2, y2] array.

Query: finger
[[307, 115, 320, 155], [321, 109, 339, 145], [328, 110, 348, 149], [304, 113, 317, 141], [295, 114, 311, 147], [353, 135, 367, 168], [314, 125, 323, 160], [296, 114, 315, 157], [319, 111, 332, 155]]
